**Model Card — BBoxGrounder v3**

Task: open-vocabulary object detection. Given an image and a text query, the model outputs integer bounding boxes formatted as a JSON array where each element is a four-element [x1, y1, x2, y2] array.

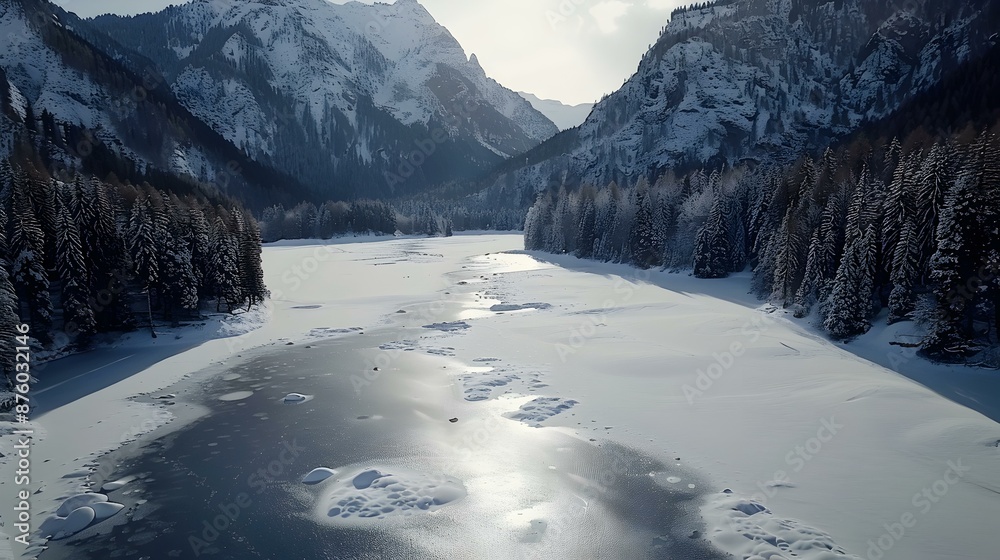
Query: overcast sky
[[54, 0, 686, 105]]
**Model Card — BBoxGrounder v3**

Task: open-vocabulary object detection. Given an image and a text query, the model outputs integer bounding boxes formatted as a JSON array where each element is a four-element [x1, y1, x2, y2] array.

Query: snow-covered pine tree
[[187, 207, 212, 299], [77, 177, 132, 331], [629, 181, 661, 269], [824, 225, 876, 339], [9, 172, 52, 333], [55, 193, 96, 343], [236, 210, 268, 309], [770, 206, 806, 304], [887, 215, 920, 324], [693, 192, 731, 278], [129, 196, 160, 335], [210, 216, 242, 312], [574, 188, 597, 259], [923, 166, 979, 356], [156, 195, 199, 323], [914, 143, 952, 277], [966, 131, 1000, 338], [523, 192, 552, 251], [592, 184, 619, 261], [882, 152, 917, 264], [0, 203, 18, 389]]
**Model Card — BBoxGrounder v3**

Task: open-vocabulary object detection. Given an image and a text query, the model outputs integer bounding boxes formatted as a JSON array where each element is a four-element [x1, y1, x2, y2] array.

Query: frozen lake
[[7, 234, 999, 560], [37, 321, 722, 559]]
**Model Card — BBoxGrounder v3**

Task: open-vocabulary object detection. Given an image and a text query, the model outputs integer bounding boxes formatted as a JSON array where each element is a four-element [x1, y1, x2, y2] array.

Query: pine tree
[[0, 204, 18, 388], [824, 225, 876, 339], [914, 143, 951, 273], [55, 194, 96, 343], [210, 216, 242, 312], [575, 191, 597, 259], [693, 192, 731, 278], [924, 170, 978, 356], [156, 194, 198, 322], [129, 196, 159, 336], [235, 209, 268, 309], [187, 207, 212, 298], [630, 185, 661, 269], [887, 216, 919, 324], [9, 173, 52, 334], [770, 206, 805, 304]]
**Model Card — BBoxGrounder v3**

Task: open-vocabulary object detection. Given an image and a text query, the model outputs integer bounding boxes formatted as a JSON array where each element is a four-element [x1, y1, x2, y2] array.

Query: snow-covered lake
[[3, 234, 998, 560]]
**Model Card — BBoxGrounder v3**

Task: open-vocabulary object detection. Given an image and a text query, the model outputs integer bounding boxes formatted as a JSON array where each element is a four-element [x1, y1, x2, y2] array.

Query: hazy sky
[[54, 0, 686, 105]]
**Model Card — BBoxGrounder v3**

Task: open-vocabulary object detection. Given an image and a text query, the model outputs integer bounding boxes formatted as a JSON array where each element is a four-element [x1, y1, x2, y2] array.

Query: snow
[[1, 233, 997, 558], [55, 493, 107, 517], [160, 0, 556, 159], [301, 467, 337, 485], [311, 465, 468, 524]]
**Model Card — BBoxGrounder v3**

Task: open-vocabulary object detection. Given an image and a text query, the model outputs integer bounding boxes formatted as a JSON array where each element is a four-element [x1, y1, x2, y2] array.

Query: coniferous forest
[[525, 127, 1000, 361], [0, 156, 268, 391]]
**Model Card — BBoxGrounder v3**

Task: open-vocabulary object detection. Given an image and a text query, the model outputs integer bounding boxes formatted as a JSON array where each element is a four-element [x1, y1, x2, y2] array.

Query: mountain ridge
[[88, 0, 559, 200]]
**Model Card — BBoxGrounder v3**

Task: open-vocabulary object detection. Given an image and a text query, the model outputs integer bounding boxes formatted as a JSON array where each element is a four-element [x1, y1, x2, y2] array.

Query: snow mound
[[55, 493, 107, 517], [90, 501, 125, 521], [705, 493, 860, 560], [302, 468, 337, 485], [100, 475, 136, 492], [44, 506, 96, 540], [504, 397, 578, 427], [313, 466, 467, 524], [40, 492, 123, 540]]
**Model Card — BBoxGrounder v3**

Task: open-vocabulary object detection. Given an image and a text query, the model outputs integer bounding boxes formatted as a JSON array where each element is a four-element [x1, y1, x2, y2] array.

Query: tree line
[[0, 159, 268, 383], [257, 198, 524, 243], [525, 126, 1000, 362]]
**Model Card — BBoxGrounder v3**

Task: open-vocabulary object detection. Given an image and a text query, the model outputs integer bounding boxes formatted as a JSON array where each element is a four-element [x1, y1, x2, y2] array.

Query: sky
[[53, 0, 687, 106]]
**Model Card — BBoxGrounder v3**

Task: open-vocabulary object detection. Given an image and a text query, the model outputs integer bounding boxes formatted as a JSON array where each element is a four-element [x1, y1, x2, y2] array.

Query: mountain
[[87, 0, 558, 200], [485, 0, 999, 201], [0, 0, 312, 206], [518, 92, 593, 131]]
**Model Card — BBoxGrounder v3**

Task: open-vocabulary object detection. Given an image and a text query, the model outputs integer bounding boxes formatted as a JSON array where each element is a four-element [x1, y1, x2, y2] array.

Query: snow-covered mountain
[[487, 0, 998, 200], [0, 0, 304, 204], [88, 0, 558, 199], [518, 92, 593, 131]]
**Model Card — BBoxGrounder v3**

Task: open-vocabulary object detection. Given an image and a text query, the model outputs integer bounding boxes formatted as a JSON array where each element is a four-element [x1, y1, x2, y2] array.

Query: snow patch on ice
[[312, 466, 467, 524], [489, 302, 552, 313], [704, 492, 861, 560], [218, 391, 254, 402], [301, 467, 337, 485], [504, 397, 579, 427], [422, 321, 471, 332]]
